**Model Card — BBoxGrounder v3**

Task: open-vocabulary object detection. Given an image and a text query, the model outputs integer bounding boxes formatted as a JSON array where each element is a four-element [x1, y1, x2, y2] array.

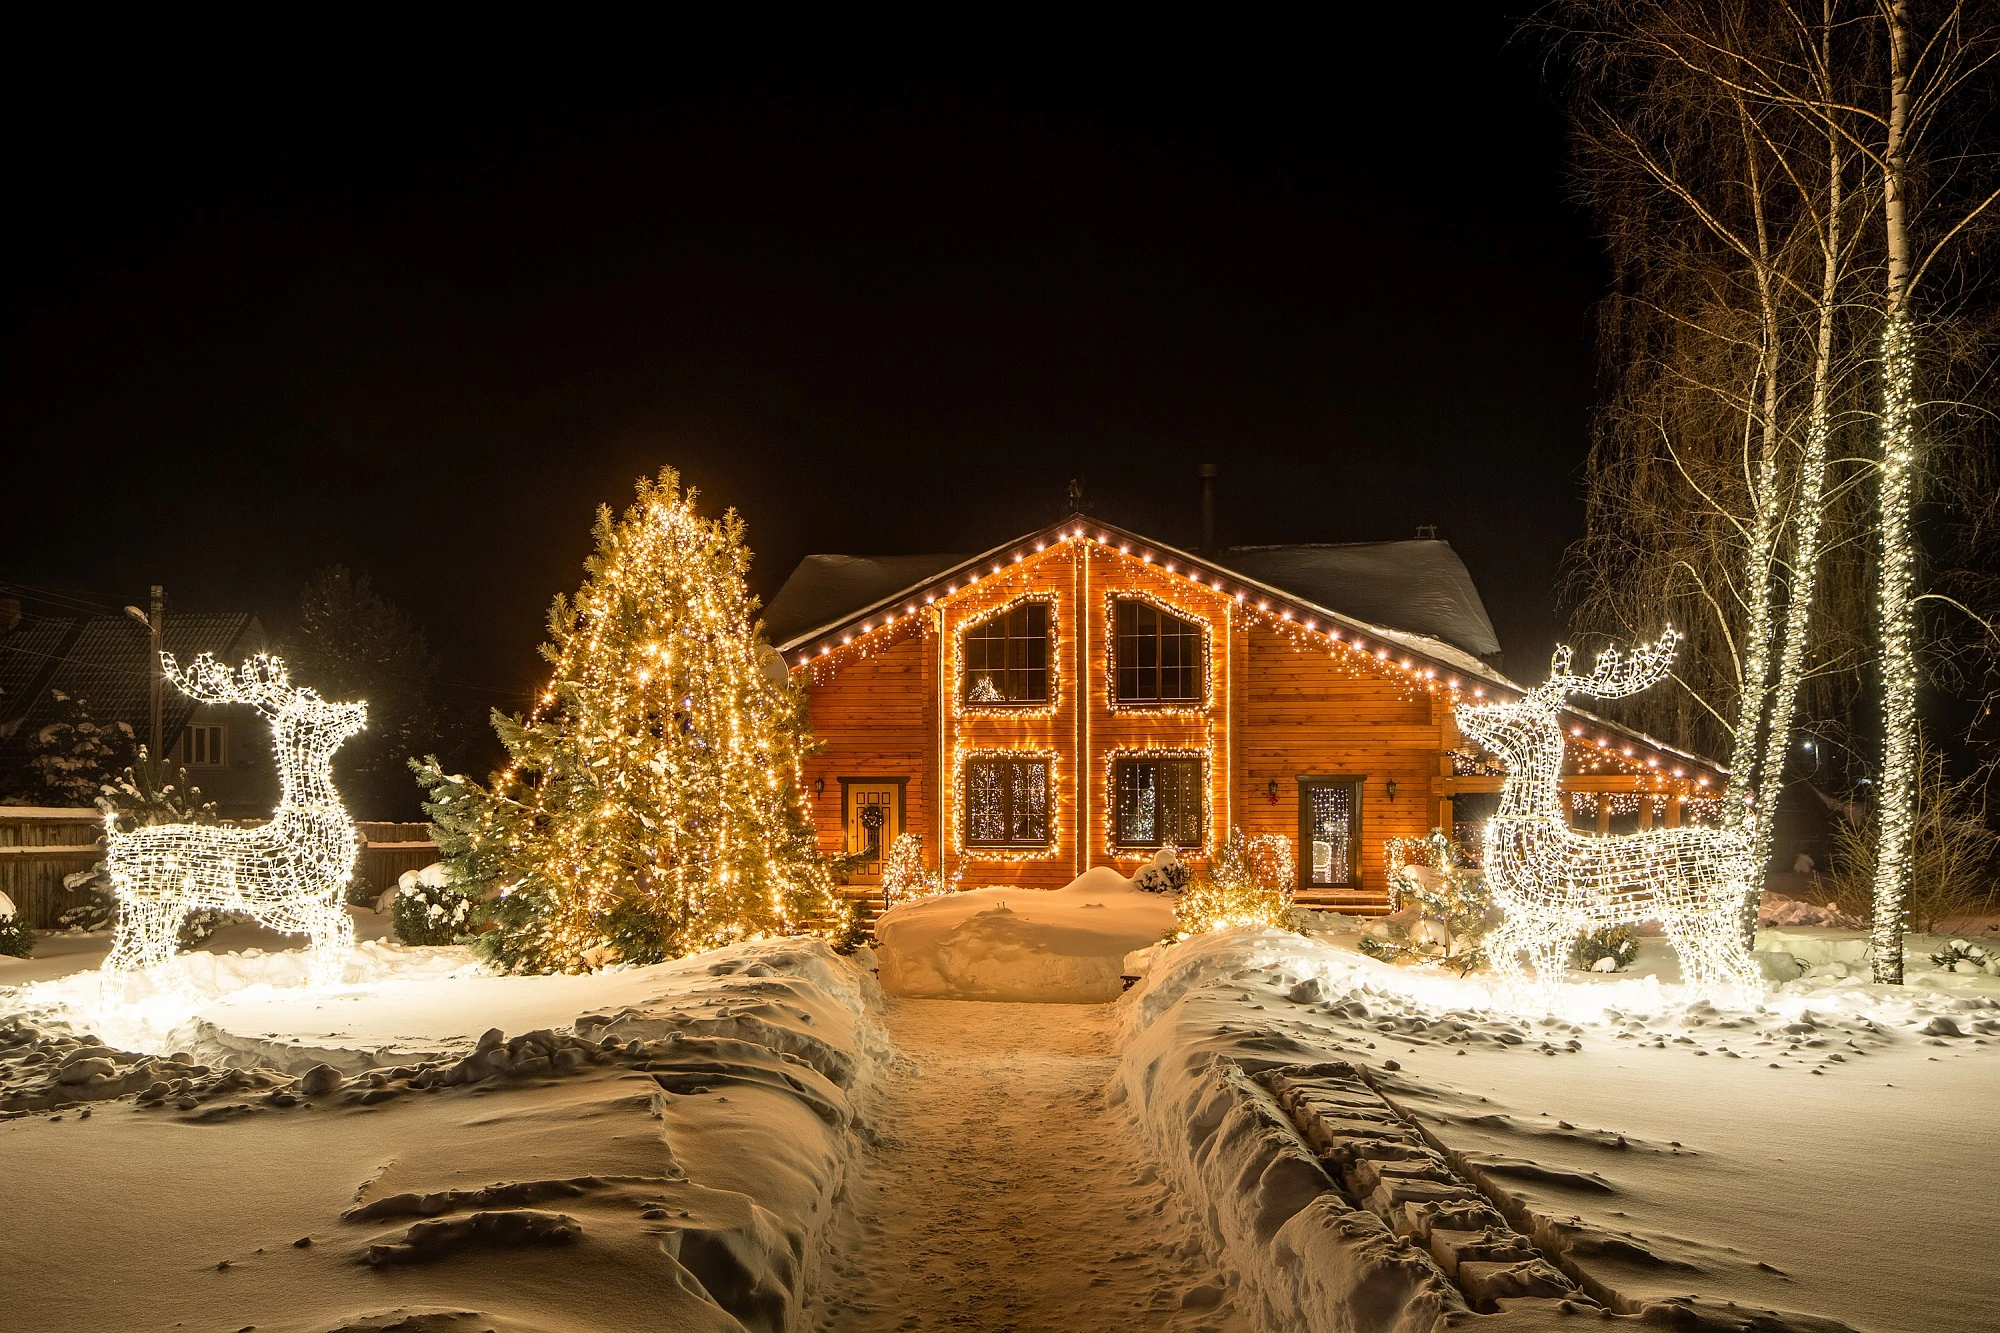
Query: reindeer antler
[[1543, 629, 1681, 702], [163, 652, 297, 715]]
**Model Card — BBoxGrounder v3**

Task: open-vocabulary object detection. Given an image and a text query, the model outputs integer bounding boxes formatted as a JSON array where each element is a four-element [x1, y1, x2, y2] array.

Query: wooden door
[[843, 781, 903, 883], [1297, 776, 1363, 889]]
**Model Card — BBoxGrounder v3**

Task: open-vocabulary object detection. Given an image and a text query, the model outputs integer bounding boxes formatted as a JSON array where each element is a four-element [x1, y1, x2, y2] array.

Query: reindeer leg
[[1485, 916, 1527, 999], [1527, 932, 1568, 1011], [306, 899, 354, 987], [106, 898, 186, 974]]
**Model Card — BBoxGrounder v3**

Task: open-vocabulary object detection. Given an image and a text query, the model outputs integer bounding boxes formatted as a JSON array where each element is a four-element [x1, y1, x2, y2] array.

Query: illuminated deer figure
[[104, 653, 365, 986], [1454, 630, 1760, 1005]]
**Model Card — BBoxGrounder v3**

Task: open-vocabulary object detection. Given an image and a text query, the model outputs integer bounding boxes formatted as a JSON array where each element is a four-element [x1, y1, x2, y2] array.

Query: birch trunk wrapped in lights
[[414, 468, 845, 973], [1457, 632, 1761, 1007]]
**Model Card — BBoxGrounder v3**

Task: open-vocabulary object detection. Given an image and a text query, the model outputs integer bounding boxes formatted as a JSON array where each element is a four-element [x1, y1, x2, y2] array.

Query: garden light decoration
[[103, 653, 365, 987], [1454, 630, 1761, 1007]]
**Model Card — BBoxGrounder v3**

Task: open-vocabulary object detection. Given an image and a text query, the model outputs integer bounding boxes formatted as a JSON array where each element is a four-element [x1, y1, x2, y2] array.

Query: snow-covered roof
[[0, 611, 264, 745], [1220, 542, 1500, 661], [766, 537, 1499, 662]]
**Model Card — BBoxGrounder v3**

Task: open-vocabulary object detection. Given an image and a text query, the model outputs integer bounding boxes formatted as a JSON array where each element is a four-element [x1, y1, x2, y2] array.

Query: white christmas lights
[[1872, 314, 1918, 983], [1455, 631, 1761, 1007], [103, 653, 364, 986]]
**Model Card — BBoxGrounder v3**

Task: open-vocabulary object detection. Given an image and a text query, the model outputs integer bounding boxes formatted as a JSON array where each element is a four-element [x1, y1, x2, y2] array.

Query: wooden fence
[[0, 809, 438, 929]]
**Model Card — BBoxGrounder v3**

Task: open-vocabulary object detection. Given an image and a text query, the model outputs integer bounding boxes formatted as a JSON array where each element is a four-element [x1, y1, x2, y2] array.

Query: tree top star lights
[[1455, 631, 1761, 1007], [103, 653, 365, 988]]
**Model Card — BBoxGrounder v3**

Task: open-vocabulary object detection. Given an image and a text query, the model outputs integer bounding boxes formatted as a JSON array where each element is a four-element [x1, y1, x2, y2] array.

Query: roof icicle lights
[[103, 652, 365, 988], [1454, 630, 1760, 1007]]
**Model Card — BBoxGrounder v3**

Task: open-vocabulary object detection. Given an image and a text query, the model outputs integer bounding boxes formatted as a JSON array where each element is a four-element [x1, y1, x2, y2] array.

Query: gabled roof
[[768, 516, 1725, 782], [0, 611, 264, 747], [1220, 541, 1500, 661]]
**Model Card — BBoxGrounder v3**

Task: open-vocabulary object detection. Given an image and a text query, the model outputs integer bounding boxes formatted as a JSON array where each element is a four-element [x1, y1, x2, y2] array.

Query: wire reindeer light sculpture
[[1454, 630, 1761, 1007], [103, 653, 365, 987]]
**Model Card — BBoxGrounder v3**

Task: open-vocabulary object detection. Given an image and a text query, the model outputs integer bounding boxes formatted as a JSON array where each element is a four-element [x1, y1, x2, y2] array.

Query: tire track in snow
[[808, 997, 1246, 1332]]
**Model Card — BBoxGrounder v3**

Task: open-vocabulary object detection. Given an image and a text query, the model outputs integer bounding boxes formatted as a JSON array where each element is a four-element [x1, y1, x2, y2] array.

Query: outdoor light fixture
[[814, 776, 825, 796], [1267, 780, 1279, 803], [1385, 780, 1398, 802]]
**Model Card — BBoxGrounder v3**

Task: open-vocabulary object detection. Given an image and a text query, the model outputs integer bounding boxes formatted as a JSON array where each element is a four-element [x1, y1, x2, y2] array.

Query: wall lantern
[[1385, 779, 1399, 802], [814, 777, 825, 796], [1266, 780, 1279, 804]]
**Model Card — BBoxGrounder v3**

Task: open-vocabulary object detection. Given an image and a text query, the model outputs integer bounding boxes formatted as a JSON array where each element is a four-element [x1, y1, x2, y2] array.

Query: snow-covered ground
[[1120, 922, 2000, 1333], [873, 867, 1173, 1002], [2, 924, 892, 1333]]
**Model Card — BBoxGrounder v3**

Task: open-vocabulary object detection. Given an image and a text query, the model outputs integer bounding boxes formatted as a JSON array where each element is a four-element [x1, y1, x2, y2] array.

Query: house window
[[1113, 756, 1204, 848], [963, 756, 1051, 847], [180, 724, 226, 767], [1113, 599, 1203, 703], [963, 602, 1050, 705]]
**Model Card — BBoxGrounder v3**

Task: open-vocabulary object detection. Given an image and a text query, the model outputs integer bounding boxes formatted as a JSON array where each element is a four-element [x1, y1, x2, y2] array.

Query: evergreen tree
[[413, 468, 844, 972], [282, 566, 453, 820], [3, 690, 136, 807]]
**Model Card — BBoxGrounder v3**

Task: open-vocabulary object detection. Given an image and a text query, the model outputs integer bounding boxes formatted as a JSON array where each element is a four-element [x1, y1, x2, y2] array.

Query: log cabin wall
[[1231, 620, 1444, 904], [799, 540, 1464, 909]]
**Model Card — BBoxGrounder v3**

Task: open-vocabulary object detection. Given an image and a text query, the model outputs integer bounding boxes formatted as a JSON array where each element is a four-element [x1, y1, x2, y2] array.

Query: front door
[[844, 781, 903, 883], [1298, 776, 1362, 889]]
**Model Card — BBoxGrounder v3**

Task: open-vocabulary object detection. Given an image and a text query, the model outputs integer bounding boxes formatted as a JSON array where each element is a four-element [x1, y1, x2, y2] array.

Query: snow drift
[[873, 866, 1174, 1002]]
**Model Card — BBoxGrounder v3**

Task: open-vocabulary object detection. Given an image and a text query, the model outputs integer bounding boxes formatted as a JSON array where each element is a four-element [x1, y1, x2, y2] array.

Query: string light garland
[[1101, 587, 1215, 716], [949, 745, 1063, 863], [1455, 631, 1761, 1007], [952, 591, 1061, 720], [103, 653, 364, 986], [1872, 313, 1918, 983]]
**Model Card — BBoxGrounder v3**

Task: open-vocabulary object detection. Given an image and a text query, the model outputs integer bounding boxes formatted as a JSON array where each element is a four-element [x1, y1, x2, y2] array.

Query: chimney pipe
[[1198, 463, 1218, 555]]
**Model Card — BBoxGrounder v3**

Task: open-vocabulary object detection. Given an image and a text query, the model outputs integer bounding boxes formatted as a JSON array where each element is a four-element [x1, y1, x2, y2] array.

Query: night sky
[[1, 14, 1602, 716]]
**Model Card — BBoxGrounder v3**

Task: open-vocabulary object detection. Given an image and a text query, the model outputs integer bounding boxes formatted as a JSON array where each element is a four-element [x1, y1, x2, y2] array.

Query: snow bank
[[873, 866, 1174, 1002], [1118, 926, 2000, 1333], [2, 937, 892, 1333]]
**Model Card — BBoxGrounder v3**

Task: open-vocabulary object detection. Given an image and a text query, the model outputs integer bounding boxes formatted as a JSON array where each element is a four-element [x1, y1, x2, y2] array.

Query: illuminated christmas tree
[[414, 468, 843, 972]]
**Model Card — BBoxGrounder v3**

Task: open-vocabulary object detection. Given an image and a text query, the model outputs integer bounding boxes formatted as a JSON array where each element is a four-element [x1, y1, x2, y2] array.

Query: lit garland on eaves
[[104, 653, 364, 986]]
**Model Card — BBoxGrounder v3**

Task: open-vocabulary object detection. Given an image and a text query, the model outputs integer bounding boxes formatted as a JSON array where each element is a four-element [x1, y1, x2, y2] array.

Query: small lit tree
[[1174, 830, 1294, 939], [414, 468, 844, 972]]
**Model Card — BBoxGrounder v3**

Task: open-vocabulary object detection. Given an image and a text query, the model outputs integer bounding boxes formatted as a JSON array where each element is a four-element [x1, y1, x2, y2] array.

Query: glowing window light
[[1455, 630, 1758, 1006], [103, 653, 364, 986]]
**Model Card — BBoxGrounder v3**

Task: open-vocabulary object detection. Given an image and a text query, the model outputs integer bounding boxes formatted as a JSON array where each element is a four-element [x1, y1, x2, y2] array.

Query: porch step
[[1294, 890, 1392, 918]]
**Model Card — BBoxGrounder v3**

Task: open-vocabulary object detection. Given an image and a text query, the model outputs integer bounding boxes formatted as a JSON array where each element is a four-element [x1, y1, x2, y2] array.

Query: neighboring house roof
[[0, 612, 264, 748], [766, 515, 1724, 781]]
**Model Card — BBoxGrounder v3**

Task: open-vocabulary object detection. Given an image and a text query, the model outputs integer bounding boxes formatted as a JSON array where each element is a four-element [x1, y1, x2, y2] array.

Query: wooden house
[[763, 518, 1723, 914]]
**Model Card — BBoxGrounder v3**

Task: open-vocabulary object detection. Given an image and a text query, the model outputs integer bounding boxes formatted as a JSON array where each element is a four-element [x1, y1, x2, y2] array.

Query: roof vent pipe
[[1198, 463, 1218, 556]]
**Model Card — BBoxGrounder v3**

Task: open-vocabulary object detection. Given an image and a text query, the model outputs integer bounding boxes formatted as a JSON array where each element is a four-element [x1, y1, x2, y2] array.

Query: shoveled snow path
[[809, 998, 1246, 1332]]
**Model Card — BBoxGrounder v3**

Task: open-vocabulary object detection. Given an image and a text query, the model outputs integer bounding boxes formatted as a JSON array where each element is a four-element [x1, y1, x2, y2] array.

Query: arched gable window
[[962, 601, 1050, 705], [1113, 598, 1203, 703]]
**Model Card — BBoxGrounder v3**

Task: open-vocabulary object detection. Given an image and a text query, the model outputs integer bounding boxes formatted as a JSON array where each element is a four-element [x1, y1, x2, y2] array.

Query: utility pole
[[125, 586, 165, 763]]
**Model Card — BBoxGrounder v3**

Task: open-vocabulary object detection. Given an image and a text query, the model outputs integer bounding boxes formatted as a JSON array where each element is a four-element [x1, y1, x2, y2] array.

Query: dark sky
[[1, 13, 1603, 713]]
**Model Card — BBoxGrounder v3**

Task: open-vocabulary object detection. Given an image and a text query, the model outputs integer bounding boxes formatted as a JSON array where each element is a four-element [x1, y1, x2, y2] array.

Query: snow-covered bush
[[1361, 828, 1490, 975], [1929, 938, 2000, 976], [1, 690, 135, 807], [0, 891, 32, 958], [1570, 923, 1638, 972], [1174, 829, 1294, 940], [390, 862, 481, 946], [1131, 846, 1190, 895]]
